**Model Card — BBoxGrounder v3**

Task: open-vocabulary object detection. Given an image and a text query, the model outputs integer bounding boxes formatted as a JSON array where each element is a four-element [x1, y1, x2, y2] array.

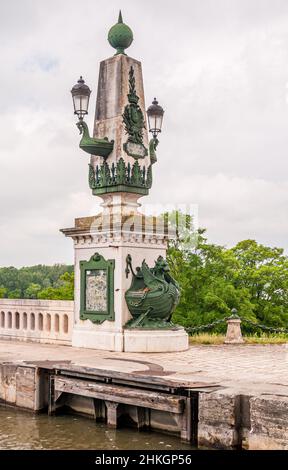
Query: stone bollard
[[225, 311, 244, 344]]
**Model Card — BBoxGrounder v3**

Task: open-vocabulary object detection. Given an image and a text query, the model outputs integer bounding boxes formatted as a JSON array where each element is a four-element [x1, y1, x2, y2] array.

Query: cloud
[[146, 171, 288, 249]]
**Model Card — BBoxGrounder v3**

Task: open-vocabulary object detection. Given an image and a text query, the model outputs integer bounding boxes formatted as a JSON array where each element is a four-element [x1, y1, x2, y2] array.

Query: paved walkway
[[0, 340, 287, 396]]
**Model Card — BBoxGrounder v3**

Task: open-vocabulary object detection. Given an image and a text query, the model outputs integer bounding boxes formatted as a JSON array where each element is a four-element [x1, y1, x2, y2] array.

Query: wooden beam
[[54, 376, 184, 414], [105, 401, 118, 428], [55, 365, 219, 391], [136, 407, 150, 431], [181, 397, 191, 441], [93, 399, 106, 422], [48, 376, 55, 416]]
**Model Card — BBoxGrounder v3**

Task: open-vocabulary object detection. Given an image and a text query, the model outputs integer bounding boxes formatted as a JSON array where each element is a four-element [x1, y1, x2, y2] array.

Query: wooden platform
[[47, 364, 220, 442], [0, 360, 219, 444]]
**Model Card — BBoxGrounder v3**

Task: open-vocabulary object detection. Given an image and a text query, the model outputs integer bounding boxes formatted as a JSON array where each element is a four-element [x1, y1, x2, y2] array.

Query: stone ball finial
[[108, 11, 133, 55]]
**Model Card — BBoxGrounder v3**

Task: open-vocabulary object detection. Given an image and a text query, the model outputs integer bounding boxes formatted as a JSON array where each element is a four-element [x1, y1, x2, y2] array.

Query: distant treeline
[[0, 264, 74, 300]]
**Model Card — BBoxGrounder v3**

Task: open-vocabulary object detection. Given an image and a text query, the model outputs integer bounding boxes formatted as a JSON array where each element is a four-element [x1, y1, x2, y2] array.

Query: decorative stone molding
[[70, 232, 168, 247], [61, 212, 170, 246]]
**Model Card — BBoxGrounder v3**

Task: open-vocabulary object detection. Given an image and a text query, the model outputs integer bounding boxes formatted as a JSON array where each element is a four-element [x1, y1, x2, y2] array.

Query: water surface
[[0, 406, 195, 450]]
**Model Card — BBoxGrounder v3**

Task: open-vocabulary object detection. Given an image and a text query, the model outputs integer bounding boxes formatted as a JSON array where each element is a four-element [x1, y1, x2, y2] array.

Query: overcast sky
[[0, 0, 288, 266]]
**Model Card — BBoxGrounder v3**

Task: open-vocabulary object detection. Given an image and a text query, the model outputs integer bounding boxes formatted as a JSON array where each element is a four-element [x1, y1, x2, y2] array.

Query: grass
[[189, 332, 288, 345]]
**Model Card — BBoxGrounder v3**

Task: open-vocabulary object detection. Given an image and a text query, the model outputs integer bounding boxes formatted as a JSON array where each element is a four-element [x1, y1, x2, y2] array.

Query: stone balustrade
[[0, 299, 73, 345]]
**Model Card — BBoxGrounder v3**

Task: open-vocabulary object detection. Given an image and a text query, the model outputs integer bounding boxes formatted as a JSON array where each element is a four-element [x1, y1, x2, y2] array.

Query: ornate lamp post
[[70, 76, 114, 158], [147, 98, 164, 139], [146, 98, 164, 163]]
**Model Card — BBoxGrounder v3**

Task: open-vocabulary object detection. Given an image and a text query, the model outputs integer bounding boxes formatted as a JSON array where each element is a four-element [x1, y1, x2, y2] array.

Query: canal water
[[0, 406, 195, 450]]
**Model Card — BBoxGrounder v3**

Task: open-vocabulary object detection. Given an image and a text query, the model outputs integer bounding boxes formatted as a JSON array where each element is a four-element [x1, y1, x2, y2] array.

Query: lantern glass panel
[[73, 94, 89, 117], [155, 114, 163, 132]]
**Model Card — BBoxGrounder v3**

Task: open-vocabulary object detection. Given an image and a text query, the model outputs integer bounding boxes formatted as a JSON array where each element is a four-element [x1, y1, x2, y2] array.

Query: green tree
[[7, 289, 22, 299], [167, 216, 288, 332], [0, 264, 73, 299], [25, 283, 42, 299], [169, 229, 256, 331], [0, 286, 7, 298], [37, 272, 74, 300], [230, 240, 288, 327]]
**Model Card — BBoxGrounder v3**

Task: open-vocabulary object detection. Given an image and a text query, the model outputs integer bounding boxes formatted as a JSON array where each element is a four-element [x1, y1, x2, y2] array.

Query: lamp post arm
[[76, 120, 114, 158], [149, 137, 159, 164]]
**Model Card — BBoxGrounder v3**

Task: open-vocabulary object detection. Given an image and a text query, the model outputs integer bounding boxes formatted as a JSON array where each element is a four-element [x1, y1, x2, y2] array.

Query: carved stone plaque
[[80, 253, 115, 323], [124, 141, 147, 159], [85, 269, 107, 312]]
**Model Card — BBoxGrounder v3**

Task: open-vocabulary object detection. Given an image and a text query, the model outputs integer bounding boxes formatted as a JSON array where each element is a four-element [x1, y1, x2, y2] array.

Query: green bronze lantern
[[71, 76, 91, 121], [146, 98, 164, 164], [71, 76, 114, 158], [147, 98, 164, 139]]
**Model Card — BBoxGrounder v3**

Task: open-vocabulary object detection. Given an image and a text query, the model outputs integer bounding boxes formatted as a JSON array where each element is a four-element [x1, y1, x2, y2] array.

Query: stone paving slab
[[0, 340, 287, 396]]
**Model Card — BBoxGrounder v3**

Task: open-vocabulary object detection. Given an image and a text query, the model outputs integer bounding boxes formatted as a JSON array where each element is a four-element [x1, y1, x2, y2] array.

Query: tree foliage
[[37, 272, 74, 300], [0, 264, 73, 300], [168, 224, 288, 331]]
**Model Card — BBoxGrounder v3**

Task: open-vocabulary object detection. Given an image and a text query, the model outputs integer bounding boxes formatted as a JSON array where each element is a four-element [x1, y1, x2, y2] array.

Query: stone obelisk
[[61, 13, 188, 352]]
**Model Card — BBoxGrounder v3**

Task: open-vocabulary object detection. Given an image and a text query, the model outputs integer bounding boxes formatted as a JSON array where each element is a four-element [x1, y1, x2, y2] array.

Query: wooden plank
[[180, 397, 191, 441], [93, 399, 101, 421], [58, 370, 172, 392], [48, 375, 55, 416], [54, 376, 184, 414], [136, 407, 150, 430], [105, 401, 118, 428], [55, 365, 219, 390]]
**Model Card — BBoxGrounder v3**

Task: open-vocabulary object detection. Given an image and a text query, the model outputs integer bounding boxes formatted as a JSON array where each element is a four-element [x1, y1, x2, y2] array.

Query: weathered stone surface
[[198, 392, 240, 426], [16, 366, 36, 410], [239, 394, 252, 449], [0, 364, 48, 411], [92, 54, 150, 170], [198, 392, 240, 448], [198, 423, 239, 449], [239, 394, 251, 428], [0, 364, 17, 404], [248, 395, 288, 450]]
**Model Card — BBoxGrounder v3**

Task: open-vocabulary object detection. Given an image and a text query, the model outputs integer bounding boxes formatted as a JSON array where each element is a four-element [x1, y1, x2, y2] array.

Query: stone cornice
[[60, 227, 168, 248], [61, 213, 169, 236]]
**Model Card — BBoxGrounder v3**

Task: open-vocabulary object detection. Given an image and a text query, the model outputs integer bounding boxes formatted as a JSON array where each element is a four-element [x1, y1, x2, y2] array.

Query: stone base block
[[198, 391, 241, 449], [72, 329, 124, 352], [248, 434, 288, 450], [247, 395, 288, 450], [72, 327, 189, 353], [123, 328, 189, 353], [198, 423, 239, 449]]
